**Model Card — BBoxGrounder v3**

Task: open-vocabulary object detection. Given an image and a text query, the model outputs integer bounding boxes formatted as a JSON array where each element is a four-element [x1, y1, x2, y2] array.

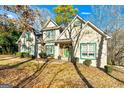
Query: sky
[[1, 5, 124, 30], [1, 5, 124, 21], [0, 5, 92, 21], [32, 5, 92, 20]]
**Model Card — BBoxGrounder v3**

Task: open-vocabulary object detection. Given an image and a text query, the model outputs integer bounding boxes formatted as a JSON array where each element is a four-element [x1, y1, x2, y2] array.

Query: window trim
[[80, 43, 96, 60], [46, 45, 55, 55], [46, 30, 55, 40]]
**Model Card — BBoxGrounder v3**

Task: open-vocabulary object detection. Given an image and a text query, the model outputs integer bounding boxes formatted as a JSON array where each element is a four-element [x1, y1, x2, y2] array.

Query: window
[[46, 30, 55, 40], [46, 45, 55, 55], [80, 43, 96, 59], [26, 32, 32, 41], [30, 45, 34, 55], [26, 32, 30, 38], [74, 21, 82, 27], [22, 44, 27, 51]]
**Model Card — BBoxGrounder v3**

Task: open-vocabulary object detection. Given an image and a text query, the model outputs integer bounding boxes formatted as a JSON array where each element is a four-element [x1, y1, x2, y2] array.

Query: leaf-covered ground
[[0, 55, 124, 88]]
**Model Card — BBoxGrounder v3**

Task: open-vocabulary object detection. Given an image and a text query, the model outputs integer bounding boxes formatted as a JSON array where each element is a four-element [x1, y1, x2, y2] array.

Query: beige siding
[[57, 18, 108, 68], [74, 25, 107, 68], [43, 20, 60, 59], [19, 31, 36, 56], [58, 18, 85, 40]]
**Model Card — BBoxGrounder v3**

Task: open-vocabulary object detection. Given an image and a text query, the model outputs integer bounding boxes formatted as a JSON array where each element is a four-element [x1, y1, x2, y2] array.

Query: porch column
[[54, 43, 60, 59]]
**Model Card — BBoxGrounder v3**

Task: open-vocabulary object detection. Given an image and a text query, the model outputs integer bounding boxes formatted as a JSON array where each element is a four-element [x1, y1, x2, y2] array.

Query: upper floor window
[[46, 30, 55, 40], [74, 21, 82, 27], [26, 32, 32, 41]]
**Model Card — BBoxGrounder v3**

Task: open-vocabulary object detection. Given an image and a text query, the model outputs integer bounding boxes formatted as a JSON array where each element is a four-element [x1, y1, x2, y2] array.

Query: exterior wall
[[73, 25, 107, 68], [54, 43, 60, 59], [77, 38, 107, 68], [44, 43, 59, 59], [17, 17, 108, 68], [43, 20, 60, 42], [47, 21, 57, 27], [37, 43, 41, 58], [43, 20, 60, 59], [43, 29, 60, 42], [100, 39, 107, 67], [58, 18, 85, 40], [18, 31, 36, 56], [57, 17, 108, 68]]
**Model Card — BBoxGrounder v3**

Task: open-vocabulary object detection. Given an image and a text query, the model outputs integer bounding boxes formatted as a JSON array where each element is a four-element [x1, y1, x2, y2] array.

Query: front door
[[64, 48, 70, 57]]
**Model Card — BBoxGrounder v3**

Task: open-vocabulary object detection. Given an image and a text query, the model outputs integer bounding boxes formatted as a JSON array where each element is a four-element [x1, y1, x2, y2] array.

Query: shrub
[[16, 52, 22, 57], [20, 52, 30, 58], [83, 60, 92, 67], [31, 55, 35, 59], [50, 55, 54, 59], [104, 65, 113, 73], [39, 52, 47, 58], [75, 57, 79, 62], [16, 52, 29, 58]]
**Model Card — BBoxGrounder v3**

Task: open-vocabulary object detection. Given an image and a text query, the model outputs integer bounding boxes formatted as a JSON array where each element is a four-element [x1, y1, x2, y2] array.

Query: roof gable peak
[[42, 18, 58, 29]]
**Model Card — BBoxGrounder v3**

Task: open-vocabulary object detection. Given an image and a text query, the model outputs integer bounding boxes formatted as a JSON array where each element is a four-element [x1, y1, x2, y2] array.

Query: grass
[[0, 55, 124, 88]]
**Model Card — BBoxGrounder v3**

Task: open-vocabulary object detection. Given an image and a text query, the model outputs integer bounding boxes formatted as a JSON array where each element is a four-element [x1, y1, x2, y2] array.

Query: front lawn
[[0, 55, 124, 88]]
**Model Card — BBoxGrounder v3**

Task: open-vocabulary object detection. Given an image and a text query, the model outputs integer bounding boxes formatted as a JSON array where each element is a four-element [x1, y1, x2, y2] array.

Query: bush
[[104, 65, 113, 73], [50, 55, 54, 59], [39, 52, 47, 58], [75, 57, 79, 62], [31, 55, 35, 59], [16, 52, 22, 57], [16, 52, 29, 58], [83, 60, 92, 67], [21, 52, 30, 58]]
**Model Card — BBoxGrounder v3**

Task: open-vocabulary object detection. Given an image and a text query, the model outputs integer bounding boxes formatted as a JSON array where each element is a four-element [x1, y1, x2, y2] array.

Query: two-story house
[[17, 15, 111, 67]]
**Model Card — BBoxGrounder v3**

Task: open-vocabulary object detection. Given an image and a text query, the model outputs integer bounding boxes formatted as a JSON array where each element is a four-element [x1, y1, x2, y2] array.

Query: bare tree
[[89, 5, 124, 65]]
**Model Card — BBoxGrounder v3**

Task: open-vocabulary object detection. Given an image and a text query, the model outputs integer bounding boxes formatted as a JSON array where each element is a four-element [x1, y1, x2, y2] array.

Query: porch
[[57, 40, 72, 61]]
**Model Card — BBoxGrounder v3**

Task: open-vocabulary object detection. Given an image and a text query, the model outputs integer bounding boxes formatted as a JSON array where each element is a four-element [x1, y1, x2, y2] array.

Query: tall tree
[[89, 5, 124, 65], [0, 5, 52, 54], [89, 5, 124, 34], [53, 5, 78, 26], [0, 14, 21, 54]]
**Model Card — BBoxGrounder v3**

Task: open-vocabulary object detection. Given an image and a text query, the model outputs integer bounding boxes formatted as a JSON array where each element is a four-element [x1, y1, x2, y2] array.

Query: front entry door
[[64, 48, 70, 57]]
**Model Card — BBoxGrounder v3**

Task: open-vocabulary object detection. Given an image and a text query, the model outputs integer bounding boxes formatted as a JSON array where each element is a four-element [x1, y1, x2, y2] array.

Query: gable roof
[[86, 21, 111, 39], [57, 15, 111, 40], [42, 18, 62, 31], [62, 15, 86, 32], [16, 29, 35, 44], [57, 15, 86, 40], [42, 18, 59, 29], [16, 31, 25, 44]]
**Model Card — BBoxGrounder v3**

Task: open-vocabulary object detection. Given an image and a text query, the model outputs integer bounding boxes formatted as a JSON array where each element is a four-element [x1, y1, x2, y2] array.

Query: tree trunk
[[70, 45, 76, 64]]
